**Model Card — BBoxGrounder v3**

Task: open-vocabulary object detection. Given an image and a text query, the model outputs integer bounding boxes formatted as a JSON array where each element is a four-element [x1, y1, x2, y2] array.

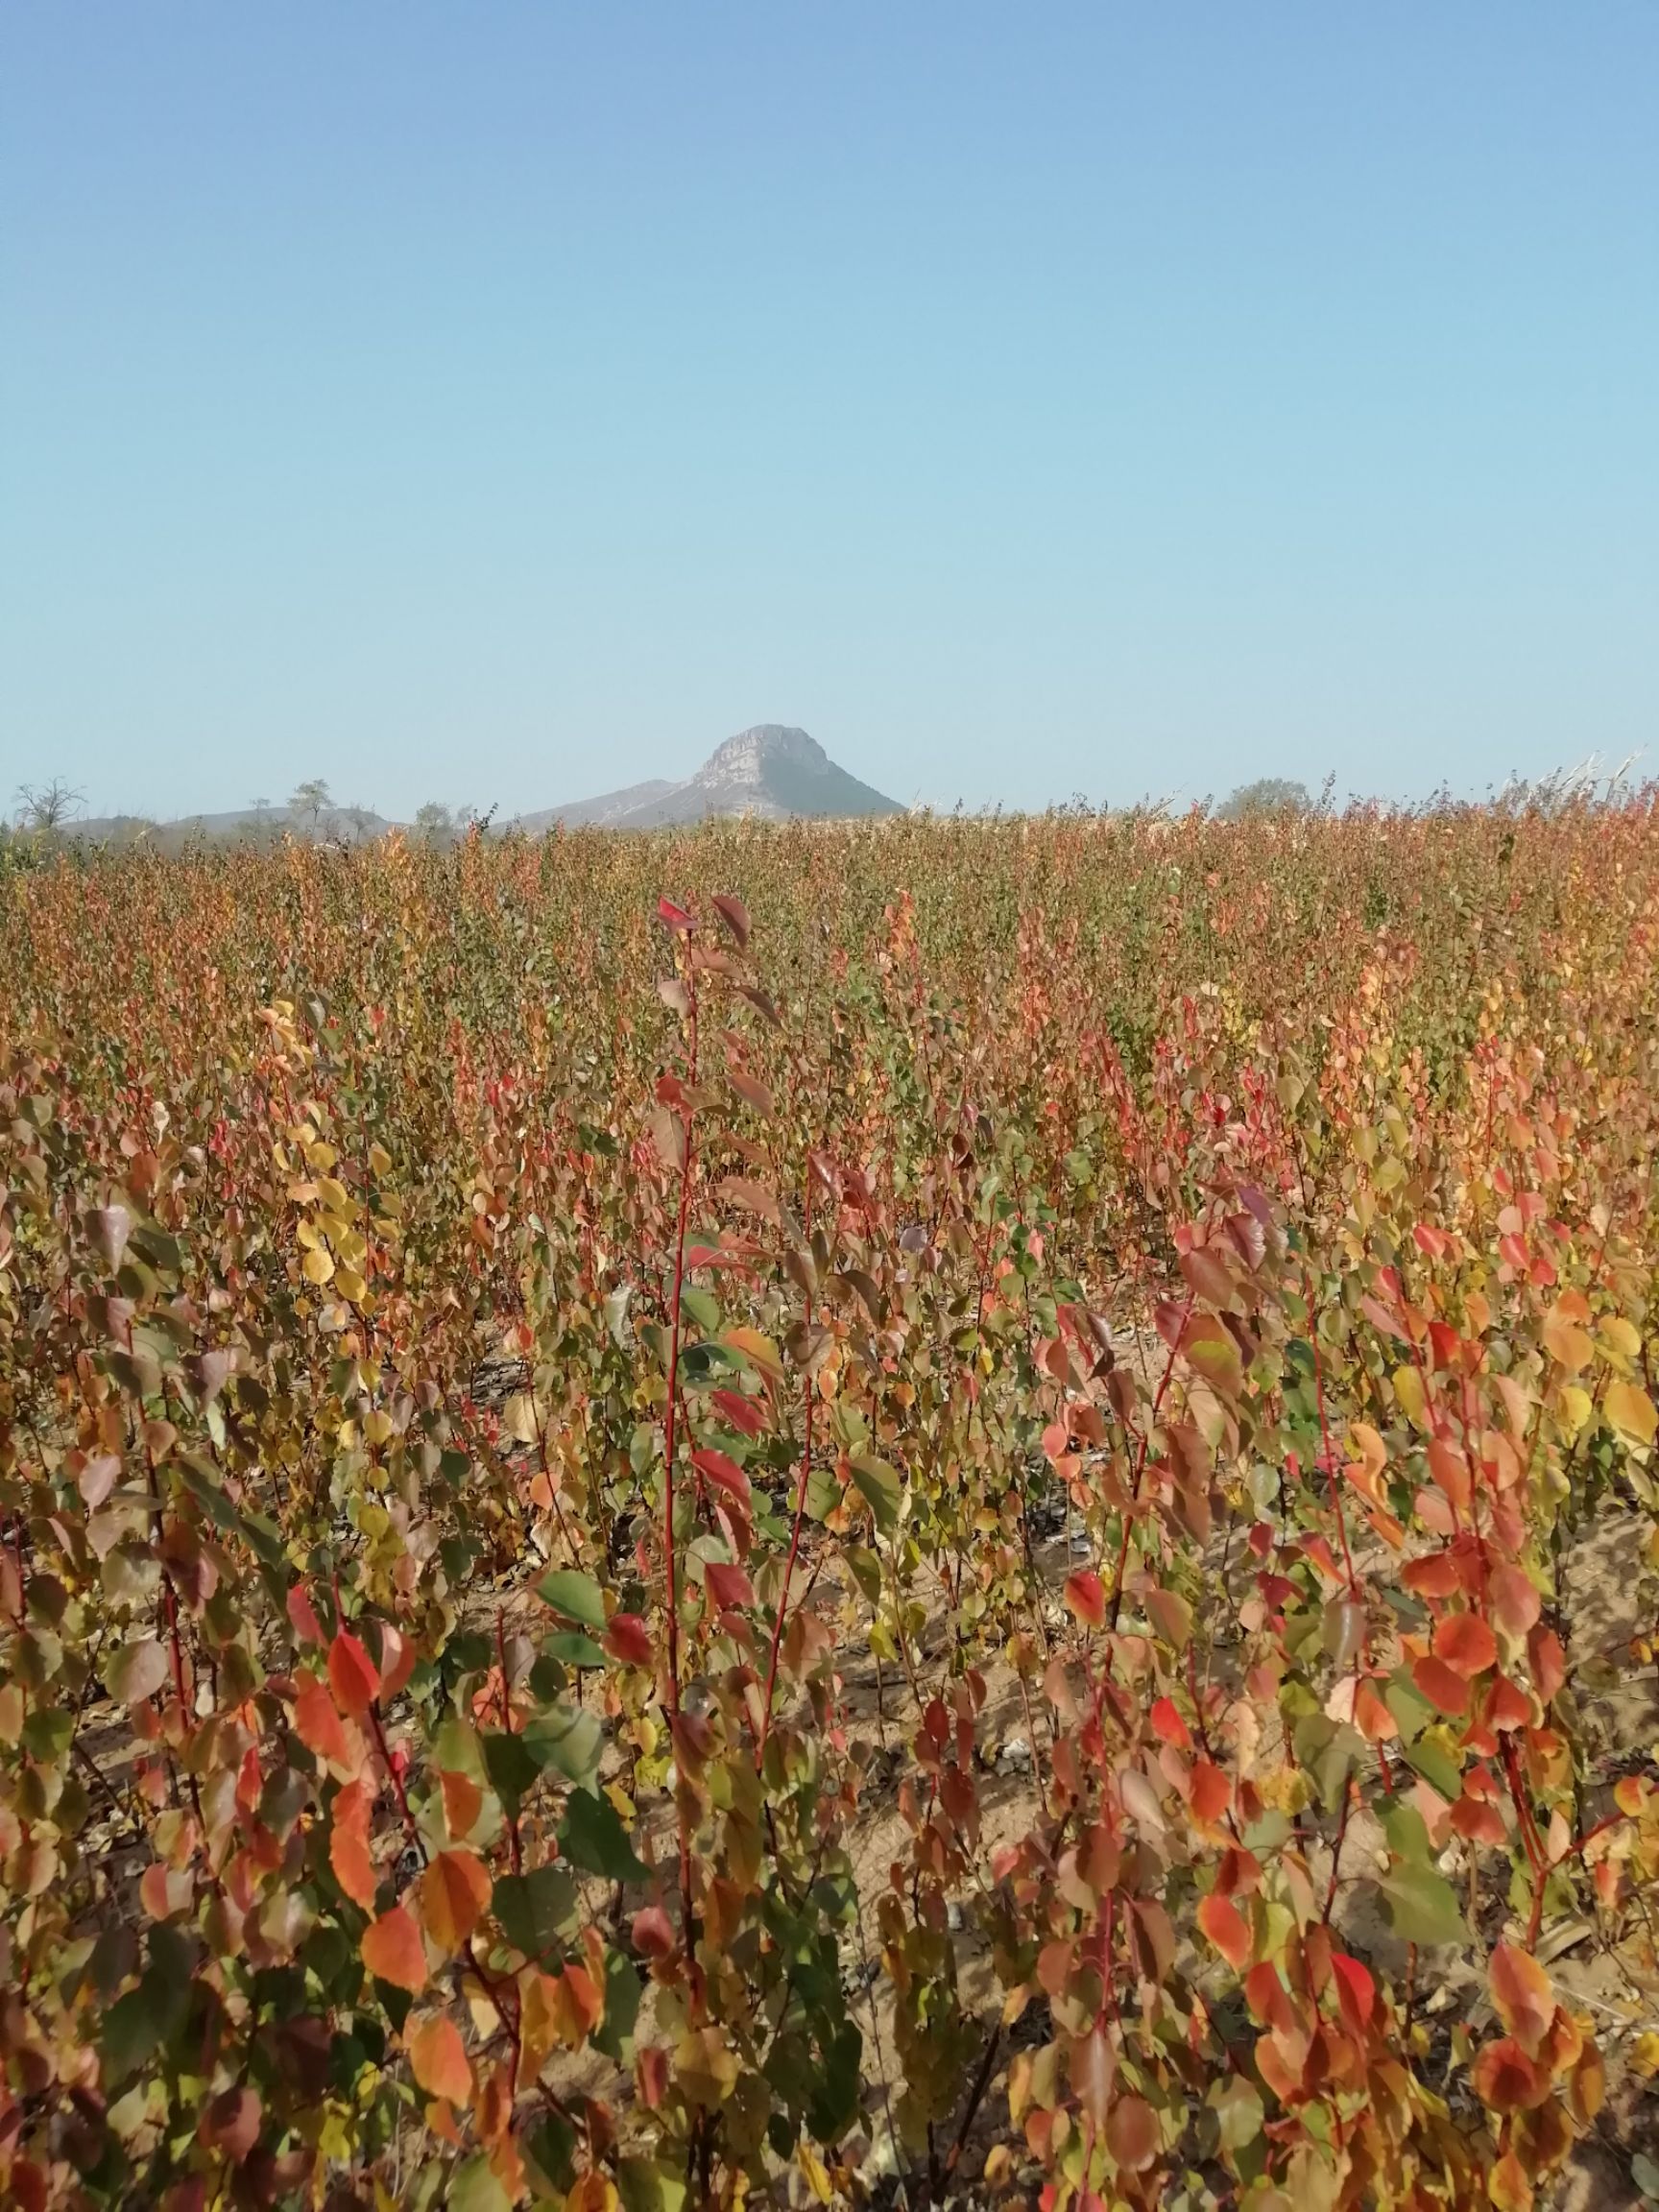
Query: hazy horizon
[[4, 6, 1656, 820]]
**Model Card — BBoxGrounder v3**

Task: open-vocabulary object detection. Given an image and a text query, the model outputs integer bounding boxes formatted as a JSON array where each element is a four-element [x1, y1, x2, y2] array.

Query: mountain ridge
[[511, 726, 901, 831], [59, 727, 902, 844]]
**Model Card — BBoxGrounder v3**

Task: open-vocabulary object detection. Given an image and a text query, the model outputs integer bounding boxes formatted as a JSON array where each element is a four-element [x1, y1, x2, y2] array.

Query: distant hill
[[66, 804, 395, 851], [511, 727, 902, 831], [52, 727, 902, 847]]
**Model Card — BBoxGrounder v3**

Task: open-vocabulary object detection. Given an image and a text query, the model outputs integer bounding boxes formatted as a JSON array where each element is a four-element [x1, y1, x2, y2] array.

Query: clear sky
[[3, 5, 1656, 821]]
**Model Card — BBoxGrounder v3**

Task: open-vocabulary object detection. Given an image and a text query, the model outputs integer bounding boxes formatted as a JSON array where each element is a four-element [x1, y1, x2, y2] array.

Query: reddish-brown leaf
[[1105, 2092, 1161, 2173]]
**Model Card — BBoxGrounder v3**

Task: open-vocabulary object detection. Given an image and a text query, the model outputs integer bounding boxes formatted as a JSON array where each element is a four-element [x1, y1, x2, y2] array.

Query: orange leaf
[[1197, 1891, 1251, 1969], [440, 1770, 482, 1842], [361, 1905, 427, 1992], [1488, 1565, 1542, 1639], [327, 1629, 380, 1718], [1355, 1679, 1401, 1743], [294, 1671, 351, 1771], [407, 2014, 473, 2104], [553, 1960, 606, 2044], [1489, 1943, 1554, 2059], [1432, 1612, 1498, 1680], [1189, 1760, 1232, 1825], [330, 1779, 377, 1910], [419, 1849, 492, 1955], [1149, 1696, 1192, 1750]]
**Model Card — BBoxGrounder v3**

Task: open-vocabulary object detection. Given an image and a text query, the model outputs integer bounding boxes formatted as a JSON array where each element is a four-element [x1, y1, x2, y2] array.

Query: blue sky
[[3, 5, 1655, 819]]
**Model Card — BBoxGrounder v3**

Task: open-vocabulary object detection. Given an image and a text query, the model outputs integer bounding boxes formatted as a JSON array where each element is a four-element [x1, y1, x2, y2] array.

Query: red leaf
[[704, 1560, 755, 1612], [1149, 1696, 1192, 1750], [1331, 1950, 1375, 2032], [286, 1583, 325, 1647], [604, 1613, 654, 1666], [327, 1630, 380, 1718], [1064, 1571, 1105, 1628], [361, 1905, 427, 1992], [657, 897, 693, 935], [711, 1389, 767, 1438], [692, 1449, 752, 1509], [631, 1905, 675, 1959]]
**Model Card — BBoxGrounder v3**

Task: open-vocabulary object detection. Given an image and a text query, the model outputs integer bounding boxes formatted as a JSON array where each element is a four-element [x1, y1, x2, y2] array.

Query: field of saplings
[[4, 800, 1659, 2211]]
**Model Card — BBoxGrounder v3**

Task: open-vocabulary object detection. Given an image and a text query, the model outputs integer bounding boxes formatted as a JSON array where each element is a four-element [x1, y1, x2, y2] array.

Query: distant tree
[[414, 802, 456, 846], [289, 779, 331, 835], [344, 804, 373, 843], [1215, 777, 1310, 822], [13, 779, 85, 832]]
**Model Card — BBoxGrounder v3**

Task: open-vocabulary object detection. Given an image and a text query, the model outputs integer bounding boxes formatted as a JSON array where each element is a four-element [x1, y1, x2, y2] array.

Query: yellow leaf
[[1630, 2031, 1659, 2080], [336, 1267, 368, 1304], [1557, 1384, 1593, 1439], [1393, 1363, 1428, 1431], [797, 2146, 833, 2205], [302, 1246, 335, 1286], [1542, 1306, 1593, 1373], [1606, 1380, 1658, 1451], [1597, 1316, 1642, 1365]]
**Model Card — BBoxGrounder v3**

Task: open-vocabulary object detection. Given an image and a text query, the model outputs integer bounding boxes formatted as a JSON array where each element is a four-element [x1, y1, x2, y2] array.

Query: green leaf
[[100, 1987, 162, 2084], [1379, 1862, 1466, 1947], [543, 1631, 606, 1669], [850, 1455, 902, 1534], [525, 2114, 580, 2195], [480, 1730, 542, 1816], [521, 1700, 604, 1790], [617, 2159, 688, 2212], [681, 1286, 721, 1333], [21, 1708, 73, 1765], [1401, 1729, 1462, 1803], [592, 1944, 645, 2061], [805, 2016, 863, 2144], [448, 2153, 511, 2212], [536, 1570, 607, 1631], [557, 1791, 647, 1884], [493, 1863, 579, 1960], [843, 1547, 882, 1604]]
